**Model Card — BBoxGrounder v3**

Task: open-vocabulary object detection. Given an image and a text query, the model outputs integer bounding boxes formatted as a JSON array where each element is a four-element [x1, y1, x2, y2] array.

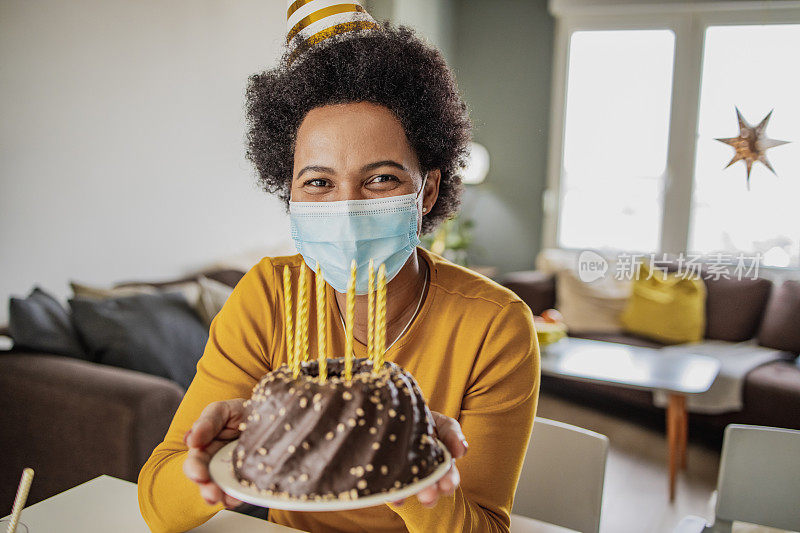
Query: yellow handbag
[[620, 262, 706, 344]]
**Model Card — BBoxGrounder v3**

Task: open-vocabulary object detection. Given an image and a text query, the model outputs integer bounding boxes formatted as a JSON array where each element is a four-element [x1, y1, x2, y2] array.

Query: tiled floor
[[535, 391, 721, 533]]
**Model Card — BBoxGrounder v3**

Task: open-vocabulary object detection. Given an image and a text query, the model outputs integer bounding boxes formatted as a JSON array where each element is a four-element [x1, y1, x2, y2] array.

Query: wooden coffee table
[[540, 337, 720, 502]]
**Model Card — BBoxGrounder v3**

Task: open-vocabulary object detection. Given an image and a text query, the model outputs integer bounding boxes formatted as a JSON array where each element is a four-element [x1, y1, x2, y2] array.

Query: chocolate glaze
[[232, 357, 445, 501]]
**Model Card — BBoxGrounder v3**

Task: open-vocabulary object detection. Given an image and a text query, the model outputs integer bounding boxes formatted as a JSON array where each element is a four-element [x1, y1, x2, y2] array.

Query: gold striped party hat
[[286, 0, 380, 63]]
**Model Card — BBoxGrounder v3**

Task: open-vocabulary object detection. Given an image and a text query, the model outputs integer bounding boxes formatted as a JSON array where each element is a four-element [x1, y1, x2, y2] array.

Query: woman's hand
[[392, 410, 469, 508], [182, 399, 247, 509]]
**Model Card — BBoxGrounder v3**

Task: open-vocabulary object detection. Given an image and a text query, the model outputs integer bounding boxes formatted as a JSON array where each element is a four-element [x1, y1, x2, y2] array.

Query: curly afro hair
[[244, 20, 473, 234]]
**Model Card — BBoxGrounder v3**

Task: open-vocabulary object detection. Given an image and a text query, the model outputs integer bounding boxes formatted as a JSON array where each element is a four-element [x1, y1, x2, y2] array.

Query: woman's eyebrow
[[361, 160, 408, 173], [297, 165, 335, 178], [297, 160, 407, 179]]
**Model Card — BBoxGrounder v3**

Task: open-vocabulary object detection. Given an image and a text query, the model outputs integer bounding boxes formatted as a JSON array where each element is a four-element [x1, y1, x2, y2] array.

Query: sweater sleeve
[[137, 259, 276, 533], [388, 300, 540, 532]]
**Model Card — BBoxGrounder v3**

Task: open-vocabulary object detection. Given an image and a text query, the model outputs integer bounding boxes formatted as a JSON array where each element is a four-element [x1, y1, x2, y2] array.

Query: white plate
[[209, 438, 452, 511]]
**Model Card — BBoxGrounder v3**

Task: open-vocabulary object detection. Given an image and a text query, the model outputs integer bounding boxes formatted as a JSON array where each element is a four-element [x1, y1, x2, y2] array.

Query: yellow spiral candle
[[367, 259, 375, 365], [344, 259, 356, 381], [293, 263, 309, 376], [375, 263, 387, 370], [316, 262, 327, 382], [283, 266, 293, 369], [300, 264, 310, 363]]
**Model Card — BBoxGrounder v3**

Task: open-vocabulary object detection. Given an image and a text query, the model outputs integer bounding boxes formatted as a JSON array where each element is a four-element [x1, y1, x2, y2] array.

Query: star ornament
[[715, 107, 790, 190]]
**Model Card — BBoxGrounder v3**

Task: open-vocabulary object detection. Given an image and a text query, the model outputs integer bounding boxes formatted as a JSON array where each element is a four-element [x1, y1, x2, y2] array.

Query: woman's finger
[[437, 461, 460, 496], [187, 399, 246, 449], [198, 480, 225, 505], [188, 401, 234, 449], [431, 411, 468, 459], [194, 400, 247, 446], [183, 447, 213, 483], [415, 484, 439, 507], [183, 438, 230, 483]]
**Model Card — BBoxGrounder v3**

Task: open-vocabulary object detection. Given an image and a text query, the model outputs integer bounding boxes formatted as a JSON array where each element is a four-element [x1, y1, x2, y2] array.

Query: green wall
[[366, 0, 555, 274], [453, 0, 554, 273]]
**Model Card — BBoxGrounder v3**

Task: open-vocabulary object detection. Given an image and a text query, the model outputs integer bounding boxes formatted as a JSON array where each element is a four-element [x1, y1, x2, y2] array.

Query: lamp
[[462, 142, 490, 185]]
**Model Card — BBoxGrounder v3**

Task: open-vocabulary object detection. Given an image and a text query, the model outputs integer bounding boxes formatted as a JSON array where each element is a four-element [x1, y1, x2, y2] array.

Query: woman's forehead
[[294, 102, 419, 172]]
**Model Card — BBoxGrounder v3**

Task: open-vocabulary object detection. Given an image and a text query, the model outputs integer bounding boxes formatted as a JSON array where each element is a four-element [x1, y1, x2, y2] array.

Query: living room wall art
[[715, 106, 790, 190]]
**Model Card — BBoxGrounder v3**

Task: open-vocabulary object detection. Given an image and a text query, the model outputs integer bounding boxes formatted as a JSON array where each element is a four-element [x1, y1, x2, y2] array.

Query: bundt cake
[[232, 356, 446, 501]]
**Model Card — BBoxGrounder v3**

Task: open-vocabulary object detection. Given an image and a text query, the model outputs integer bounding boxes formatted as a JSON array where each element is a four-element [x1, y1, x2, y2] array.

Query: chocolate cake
[[232, 357, 446, 501]]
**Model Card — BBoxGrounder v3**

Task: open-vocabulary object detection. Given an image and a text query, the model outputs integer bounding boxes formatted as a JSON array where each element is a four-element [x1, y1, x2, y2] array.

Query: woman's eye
[[370, 175, 399, 185], [304, 178, 329, 187]]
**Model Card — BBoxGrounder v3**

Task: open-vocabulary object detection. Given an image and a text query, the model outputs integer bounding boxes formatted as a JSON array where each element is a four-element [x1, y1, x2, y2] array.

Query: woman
[[138, 7, 539, 533]]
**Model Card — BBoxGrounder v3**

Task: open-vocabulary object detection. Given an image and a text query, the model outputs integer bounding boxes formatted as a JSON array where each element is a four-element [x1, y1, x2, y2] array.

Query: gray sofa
[[0, 351, 183, 510], [499, 269, 800, 443], [0, 267, 245, 510]]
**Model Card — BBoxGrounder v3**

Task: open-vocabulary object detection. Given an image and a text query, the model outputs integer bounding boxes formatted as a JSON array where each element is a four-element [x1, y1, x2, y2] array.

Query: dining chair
[[511, 416, 609, 533], [673, 424, 800, 533]]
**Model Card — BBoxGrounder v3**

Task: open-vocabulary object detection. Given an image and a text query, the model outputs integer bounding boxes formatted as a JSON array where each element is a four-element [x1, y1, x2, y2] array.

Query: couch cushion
[[498, 271, 556, 315], [758, 280, 800, 354], [703, 275, 772, 342], [534, 249, 631, 333], [69, 281, 159, 300], [555, 270, 630, 334], [69, 292, 208, 389], [195, 276, 234, 327], [8, 287, 88, 359], [72, 278, 205, 325], [620, 263, 705, 344], [202, 269, 246, 289], [113, 268, 245, 290]]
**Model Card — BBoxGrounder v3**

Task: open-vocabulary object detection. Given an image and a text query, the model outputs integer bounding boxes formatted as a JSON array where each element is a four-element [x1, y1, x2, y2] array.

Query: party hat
[[286, 0, 380, 63]]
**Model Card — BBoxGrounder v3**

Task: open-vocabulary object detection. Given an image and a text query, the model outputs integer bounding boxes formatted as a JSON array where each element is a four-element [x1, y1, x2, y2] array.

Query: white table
[[1, 475, 302, 532], [3, 475, 574, 532], [541, 337, 721, 502]]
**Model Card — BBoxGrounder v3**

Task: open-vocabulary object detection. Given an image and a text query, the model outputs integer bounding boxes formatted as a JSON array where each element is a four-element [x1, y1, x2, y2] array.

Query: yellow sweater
[[138, 247, 540, 532]]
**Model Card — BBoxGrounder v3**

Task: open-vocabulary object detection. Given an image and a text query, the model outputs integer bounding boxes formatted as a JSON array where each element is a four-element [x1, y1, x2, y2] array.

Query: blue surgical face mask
[[289, 178, 426, 294]]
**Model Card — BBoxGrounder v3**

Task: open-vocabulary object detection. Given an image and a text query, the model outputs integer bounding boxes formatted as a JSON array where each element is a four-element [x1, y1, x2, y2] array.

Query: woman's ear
[[422, 169, 441, 214]]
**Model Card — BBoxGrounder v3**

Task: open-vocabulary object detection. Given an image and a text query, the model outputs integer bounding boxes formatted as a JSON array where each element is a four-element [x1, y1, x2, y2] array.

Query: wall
[[365, 0, 456, 63], [366, 0, 554, 274], [453, 0, 555, 273], [0, 0, 556, 327], [0, 0, 293, 324]]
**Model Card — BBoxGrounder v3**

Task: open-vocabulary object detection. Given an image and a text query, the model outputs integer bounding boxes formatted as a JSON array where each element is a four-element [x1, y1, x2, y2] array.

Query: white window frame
[[542, 0, 800, 259]]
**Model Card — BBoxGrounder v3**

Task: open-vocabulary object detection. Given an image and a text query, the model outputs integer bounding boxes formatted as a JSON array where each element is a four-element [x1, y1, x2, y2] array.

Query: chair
[[674, 424, 800, 533], [511, 417, 609, 533]]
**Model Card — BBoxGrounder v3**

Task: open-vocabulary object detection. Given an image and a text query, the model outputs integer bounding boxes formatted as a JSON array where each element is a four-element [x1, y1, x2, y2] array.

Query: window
[[689, 24, 800, 267], [559, 29, 675, 252], [545, 3, 800, 270]]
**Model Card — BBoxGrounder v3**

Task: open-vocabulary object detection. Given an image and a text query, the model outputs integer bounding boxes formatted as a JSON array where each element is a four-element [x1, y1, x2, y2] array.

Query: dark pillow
[[69, 291, 208, 389], [703, 275, 772, 341], [758, 280, 800, 354], [8, 287, 88, 358]]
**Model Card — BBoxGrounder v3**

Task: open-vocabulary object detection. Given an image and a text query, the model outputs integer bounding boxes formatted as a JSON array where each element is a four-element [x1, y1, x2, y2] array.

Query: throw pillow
[[554, 270, 631, 333], [702, 274, 772, 342], [69, 291, 208, 389], [620, 263, 706, 344], [70, 279, 201, 308], [758, 280, 800, 354], [535, 248, 631, 333], [196, 276, 234, 327], [8, 287, 89, 359]]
